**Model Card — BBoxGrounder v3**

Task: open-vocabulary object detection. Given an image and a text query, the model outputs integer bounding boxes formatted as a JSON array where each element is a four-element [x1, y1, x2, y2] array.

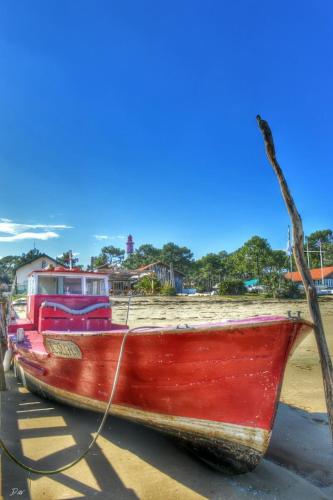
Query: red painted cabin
[[9, 268, 111, 335]]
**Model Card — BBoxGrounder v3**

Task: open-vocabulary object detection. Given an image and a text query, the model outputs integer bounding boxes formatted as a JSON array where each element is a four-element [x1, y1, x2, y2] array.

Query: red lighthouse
[[126, 234, 134, 254]]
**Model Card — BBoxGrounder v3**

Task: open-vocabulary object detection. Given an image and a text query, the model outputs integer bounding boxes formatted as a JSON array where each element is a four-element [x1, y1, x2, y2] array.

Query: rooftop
[[285, 266, 333, 282], [137, 261, 185, 276], [30, 267, 107, 277], [15, 253, 65, 271]]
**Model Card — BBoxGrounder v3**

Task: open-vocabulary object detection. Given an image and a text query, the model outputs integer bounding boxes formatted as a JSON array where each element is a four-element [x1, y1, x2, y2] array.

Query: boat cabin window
[[63, 277, 82, 295], [37, 276, 82, 295], [86, 278, 106, 296], [37, 276, 59, 294], [35, 274, 107, 295]]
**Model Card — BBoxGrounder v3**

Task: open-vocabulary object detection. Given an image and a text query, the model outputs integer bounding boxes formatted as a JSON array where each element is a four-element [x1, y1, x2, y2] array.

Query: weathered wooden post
[[0, 300, 6, 334], [0, 299, 7, 390], [256, 115, 333, 438]]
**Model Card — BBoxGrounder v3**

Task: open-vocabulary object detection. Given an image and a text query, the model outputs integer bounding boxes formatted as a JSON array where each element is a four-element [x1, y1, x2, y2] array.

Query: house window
[[41, 260, 47, 269]]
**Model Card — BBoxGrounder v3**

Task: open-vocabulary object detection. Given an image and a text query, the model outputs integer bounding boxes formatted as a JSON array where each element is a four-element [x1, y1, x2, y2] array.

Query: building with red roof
[[285, 266, 333, 288]]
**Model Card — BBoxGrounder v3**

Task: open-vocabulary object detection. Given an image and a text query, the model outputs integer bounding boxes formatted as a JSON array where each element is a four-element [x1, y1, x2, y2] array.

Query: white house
[[15, 254, 64, 293]]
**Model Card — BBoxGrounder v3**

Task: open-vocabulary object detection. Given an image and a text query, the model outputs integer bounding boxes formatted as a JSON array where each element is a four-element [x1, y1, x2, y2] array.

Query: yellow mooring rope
[[0, 326, 155, 475]]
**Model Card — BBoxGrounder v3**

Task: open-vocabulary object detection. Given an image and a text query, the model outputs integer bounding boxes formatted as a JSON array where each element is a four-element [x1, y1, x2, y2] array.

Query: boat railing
[[38, 301, 112, 332]]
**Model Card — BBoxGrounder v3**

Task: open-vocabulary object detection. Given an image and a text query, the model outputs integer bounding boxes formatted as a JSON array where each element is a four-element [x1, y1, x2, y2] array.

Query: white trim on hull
[[21, 368, 270, 455]]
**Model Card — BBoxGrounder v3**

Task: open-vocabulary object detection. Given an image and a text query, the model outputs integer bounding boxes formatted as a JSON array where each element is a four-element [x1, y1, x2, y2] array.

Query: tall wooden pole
[[256, 115, 333, 439], [0, 299, 7, 391]]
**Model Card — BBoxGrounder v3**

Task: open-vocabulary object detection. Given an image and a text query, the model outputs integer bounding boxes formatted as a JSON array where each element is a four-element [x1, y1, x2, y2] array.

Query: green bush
[[219, 279, 246, 295], [263, 273, 302, 299], [160, 283, 177, 296], [278, 279, 302, 299], [134, 273, 161, 295]]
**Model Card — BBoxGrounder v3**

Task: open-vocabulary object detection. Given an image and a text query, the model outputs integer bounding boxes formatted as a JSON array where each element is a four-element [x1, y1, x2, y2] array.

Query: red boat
[[7, 267, 312, 473]]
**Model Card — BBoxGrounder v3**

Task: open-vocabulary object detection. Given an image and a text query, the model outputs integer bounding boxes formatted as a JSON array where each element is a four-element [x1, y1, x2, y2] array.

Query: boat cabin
[[21, 268, 112, 333]]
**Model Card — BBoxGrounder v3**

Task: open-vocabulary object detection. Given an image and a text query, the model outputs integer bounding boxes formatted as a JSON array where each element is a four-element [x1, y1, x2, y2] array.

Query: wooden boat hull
[[10, 316, 312, 473], [18, 369, 269, 473]]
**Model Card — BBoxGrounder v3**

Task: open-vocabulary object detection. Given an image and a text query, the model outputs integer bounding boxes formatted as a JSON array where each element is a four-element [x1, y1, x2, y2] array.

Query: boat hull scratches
[[20, 369, 268, 473]]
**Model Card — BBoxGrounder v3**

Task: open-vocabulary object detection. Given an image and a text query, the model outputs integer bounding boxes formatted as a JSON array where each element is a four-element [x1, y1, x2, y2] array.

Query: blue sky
[[0, 1, 331, 265]]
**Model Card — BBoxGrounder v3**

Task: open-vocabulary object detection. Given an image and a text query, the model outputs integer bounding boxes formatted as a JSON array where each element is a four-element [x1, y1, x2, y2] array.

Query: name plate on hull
[[45, 339, 82, 359]]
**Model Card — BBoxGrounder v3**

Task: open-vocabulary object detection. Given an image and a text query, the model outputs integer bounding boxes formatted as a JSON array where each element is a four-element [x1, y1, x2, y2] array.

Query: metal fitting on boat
[[16, 328, 25, 342], [287, 311, 302, 320]]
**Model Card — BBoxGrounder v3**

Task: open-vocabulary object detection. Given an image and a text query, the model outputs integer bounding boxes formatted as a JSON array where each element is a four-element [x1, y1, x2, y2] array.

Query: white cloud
[[0, 218, 72, 242], [94, 234, 126, 241], [0, 232, 60, 242], [0, 219, 72, 235], [94, 235, 109, 240]]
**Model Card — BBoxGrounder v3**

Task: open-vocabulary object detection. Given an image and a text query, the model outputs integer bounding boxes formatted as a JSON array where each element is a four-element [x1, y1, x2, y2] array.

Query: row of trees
[[89, 229, 333, 296], [304, 230, 333, 268], [91, 242, 194, 274], [1, 229, 332, 294], [189, 238, 288, 292]]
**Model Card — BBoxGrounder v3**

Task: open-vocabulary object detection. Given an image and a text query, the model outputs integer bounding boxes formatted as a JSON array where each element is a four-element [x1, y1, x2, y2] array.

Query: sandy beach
[[1, 296, 332, 499]]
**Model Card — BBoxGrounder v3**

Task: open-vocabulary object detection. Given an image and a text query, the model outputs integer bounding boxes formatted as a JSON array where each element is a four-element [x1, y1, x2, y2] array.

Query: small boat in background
[[7, 267, 312, 473]]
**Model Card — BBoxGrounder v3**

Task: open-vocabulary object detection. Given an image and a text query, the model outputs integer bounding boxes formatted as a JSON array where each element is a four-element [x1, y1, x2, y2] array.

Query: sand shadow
[[267, 403, 333, 487], [1, 373, 332, 499], [0, 374, 137, 499]]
